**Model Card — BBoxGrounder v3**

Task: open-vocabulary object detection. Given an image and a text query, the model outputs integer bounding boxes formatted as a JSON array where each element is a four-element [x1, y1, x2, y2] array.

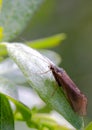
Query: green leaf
[[85, 122, 92, 130], [0, 0, 44, 41], [0, 93, 14, 130], [4, 42, 83, 130], [26, 33, 66, 49]]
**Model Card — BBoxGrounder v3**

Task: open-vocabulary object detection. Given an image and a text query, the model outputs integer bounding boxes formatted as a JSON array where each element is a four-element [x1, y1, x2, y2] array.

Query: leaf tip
[[59, 33, 67, 41]]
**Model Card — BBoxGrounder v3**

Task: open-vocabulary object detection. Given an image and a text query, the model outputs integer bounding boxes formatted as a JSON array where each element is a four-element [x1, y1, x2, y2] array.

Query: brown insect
[[28, 49, 87, 116], [49, 64, 87, 116]]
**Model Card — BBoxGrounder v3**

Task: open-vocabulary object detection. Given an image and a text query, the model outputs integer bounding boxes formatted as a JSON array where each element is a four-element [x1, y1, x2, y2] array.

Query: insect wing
[[50, 65, 87, 116]]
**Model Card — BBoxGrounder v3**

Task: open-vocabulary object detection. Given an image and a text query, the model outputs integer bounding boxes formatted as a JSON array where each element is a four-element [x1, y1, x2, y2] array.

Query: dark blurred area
[[16, 0, 92, 121]]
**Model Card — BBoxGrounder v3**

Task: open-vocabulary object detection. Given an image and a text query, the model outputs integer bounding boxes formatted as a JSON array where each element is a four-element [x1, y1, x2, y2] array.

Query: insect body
[[49, 64, 87, 116]]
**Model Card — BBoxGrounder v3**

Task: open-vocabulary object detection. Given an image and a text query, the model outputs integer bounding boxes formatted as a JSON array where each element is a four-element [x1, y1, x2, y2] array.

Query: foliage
[[0, 0, 91, 130]]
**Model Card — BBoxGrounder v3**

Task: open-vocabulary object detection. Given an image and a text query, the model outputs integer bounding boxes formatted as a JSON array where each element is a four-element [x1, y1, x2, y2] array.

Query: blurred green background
[[16, 0, 92, 121]]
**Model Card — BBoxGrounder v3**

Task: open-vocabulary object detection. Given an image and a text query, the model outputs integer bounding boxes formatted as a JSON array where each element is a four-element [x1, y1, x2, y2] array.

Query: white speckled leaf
[[4, 42, 83, 130]]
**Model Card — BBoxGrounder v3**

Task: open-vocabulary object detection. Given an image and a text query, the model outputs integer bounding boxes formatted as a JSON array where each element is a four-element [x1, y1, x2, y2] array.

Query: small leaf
[[5, 42, 83, 130], [0, 93, 14, 130], [26, 33, 66, 49], [85, 122, 92, 130], [0, 0, 44, 41]]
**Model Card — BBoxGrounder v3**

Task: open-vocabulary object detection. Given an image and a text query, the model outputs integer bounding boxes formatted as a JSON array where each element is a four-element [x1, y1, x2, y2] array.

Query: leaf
[[4, 42, 83, 130], [0, 93, 14, 130], [85, 122, 92, 130], [0, 0, 44, 41], [26, 33, 66, 49]]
